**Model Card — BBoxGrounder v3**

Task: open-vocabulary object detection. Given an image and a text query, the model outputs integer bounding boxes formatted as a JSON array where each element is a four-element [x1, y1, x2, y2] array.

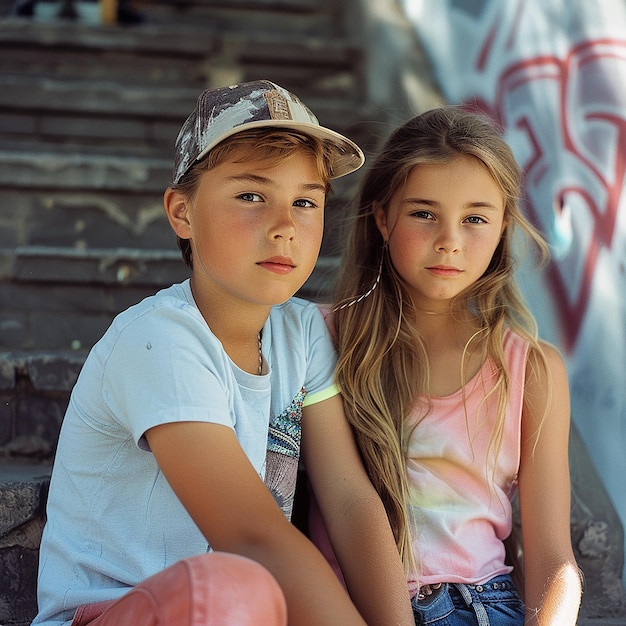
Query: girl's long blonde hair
[[332, 107, 550, 574]]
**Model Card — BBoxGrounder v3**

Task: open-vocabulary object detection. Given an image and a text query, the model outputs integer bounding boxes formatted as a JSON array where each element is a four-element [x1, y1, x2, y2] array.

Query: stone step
[[0, 185, 176, 252], [0, 77, 194, 155], [0, 149, 171, 191], [0, 349, 84, 462], [0, 459, 52, 626]]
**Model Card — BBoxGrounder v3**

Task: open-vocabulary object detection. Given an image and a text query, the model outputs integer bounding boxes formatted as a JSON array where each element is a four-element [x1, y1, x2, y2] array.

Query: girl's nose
[[434, 226, 460, 253]]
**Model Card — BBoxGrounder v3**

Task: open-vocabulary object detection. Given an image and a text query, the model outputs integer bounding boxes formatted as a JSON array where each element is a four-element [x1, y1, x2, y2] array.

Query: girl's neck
[[415, 310, 487, 398], [414, 306, 450, 317], [414, 305, 482, 351]]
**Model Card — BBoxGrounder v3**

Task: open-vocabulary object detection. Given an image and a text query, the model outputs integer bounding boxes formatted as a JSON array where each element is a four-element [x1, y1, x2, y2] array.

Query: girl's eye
[[293, 198, 318, 209], [464, 215, 486, 224], [238, 192, 263, 202]]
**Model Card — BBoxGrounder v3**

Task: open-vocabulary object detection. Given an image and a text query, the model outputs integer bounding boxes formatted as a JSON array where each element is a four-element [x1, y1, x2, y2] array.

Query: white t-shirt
[[33, 280, 338, 626]]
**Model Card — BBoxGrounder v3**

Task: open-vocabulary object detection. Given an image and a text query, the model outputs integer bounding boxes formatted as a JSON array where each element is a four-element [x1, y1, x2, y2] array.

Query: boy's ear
[[373, 201, 389, 240], [163, 188, 192, 239]]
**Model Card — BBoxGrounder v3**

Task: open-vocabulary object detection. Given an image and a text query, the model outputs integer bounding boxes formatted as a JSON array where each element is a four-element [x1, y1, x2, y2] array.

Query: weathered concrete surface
[[0, 460, 51, 626]]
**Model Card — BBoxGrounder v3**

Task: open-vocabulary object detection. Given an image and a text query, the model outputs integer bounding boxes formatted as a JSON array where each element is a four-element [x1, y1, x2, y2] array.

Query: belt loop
[[453, 584, 490, 626]]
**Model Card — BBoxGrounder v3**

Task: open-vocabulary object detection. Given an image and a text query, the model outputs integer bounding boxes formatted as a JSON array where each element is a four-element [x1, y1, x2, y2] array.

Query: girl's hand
[[518, 342, 582, 625]]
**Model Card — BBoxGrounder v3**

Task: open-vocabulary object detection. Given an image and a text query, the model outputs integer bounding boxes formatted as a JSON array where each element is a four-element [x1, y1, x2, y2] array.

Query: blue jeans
[[411, 574, 525, 626]]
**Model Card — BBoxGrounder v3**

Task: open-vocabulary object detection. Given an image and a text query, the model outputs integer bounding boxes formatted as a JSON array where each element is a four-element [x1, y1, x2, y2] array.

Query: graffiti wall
[[403, 0, 626, 583]]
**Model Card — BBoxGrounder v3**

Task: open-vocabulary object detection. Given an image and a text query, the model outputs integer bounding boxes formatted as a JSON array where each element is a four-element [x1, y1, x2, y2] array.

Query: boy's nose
[[268, 205, 296, 240]]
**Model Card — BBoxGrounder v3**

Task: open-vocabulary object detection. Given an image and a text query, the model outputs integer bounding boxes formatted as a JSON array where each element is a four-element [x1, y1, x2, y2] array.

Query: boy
[[32, 81, 414, 626]]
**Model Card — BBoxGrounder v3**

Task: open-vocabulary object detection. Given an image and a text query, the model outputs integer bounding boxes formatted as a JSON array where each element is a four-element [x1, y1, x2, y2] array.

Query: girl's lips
[[426, 266, 463, 277], [258, 257, 296, 274]]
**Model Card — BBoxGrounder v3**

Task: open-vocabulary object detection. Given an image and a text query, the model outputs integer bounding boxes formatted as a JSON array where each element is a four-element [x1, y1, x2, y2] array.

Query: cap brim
[[193, 119, 365, 179]]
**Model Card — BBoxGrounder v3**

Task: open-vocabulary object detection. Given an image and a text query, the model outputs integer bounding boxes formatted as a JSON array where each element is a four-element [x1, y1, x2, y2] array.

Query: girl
[[32, 81, 414, 626], [313, 107, 582, 625]]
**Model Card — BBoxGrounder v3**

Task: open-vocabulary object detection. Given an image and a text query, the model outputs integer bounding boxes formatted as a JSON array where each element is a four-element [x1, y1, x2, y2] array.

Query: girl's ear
[[373, 201, 389, 241], [163, 188, 192, 239], [501, 215, 510, 237]]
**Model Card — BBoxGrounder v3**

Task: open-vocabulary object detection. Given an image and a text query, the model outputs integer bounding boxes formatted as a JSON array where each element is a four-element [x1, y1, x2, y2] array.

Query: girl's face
[[375, 154, 507, 311], [167, 149, 327, 309]]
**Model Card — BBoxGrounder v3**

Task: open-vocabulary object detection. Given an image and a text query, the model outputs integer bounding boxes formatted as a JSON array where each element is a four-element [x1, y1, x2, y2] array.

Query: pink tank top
[[406, 329, 529, 593]]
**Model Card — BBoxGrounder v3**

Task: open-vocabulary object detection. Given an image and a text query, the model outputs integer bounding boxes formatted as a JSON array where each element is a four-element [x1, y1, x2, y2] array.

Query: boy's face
[[174, 149, 327, 308]]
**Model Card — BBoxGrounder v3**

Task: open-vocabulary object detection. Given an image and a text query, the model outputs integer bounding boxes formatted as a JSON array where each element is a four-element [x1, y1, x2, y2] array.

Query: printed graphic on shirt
[[265, 387, 305, 520]]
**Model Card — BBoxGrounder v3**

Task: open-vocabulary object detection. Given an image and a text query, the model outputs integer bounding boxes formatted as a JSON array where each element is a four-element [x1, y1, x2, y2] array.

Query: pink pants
[[70, 552, 287, 626]]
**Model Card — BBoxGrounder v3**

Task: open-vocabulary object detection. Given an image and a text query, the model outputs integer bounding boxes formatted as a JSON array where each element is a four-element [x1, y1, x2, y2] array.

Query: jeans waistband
[[417, 582, 443, 601], [454, 575, 517, 598]]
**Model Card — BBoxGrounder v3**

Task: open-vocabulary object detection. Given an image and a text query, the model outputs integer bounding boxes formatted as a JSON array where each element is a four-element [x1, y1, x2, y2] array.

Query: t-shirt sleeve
[[302, 303, 340, 407], [101, 304, 235, 449]]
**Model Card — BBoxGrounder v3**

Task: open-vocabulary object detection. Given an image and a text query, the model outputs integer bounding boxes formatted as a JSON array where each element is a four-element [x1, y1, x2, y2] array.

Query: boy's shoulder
[[270, 296, 329, 331], [109, 280, 196, 333]]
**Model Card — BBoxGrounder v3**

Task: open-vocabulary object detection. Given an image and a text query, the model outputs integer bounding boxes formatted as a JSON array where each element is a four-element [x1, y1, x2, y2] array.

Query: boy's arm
[[301, 393, 415, 626], [145, 421, 366, 626], [518, 342, 582, 625]]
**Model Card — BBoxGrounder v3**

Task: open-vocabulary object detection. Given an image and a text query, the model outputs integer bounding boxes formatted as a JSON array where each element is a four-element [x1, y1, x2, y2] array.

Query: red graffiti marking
[[467, 39, 626, 350]]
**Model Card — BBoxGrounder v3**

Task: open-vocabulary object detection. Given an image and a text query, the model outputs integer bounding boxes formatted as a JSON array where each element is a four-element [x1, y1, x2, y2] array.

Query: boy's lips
[[257, 256, 296, 274]]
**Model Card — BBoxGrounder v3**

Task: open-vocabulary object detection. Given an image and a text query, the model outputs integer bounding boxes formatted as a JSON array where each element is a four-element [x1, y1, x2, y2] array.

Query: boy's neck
[[189, 277, 270, 374]]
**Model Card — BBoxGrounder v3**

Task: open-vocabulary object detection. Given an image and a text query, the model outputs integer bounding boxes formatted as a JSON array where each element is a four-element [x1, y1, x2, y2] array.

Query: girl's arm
[[145, 421, 367, 626], [518, 342, 582, 625], [301, 394, 415, 626]]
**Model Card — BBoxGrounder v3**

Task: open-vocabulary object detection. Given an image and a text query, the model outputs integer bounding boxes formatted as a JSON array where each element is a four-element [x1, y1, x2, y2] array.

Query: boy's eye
[[411, 210, 434, 220], [238, 192, 263, 202], [293, 198, 318, 209]]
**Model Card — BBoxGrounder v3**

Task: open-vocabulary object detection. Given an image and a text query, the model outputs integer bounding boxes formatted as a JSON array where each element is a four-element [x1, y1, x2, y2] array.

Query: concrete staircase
[[1, 1, 624, 625]]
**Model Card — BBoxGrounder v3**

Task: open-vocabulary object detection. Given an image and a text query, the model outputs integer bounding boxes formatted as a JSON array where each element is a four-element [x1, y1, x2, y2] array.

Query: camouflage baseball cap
[[172, 80, 365, 184]]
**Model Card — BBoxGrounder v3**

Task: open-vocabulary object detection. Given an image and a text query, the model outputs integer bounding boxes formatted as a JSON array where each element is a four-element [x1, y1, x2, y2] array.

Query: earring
[[334, 241, 387, 311]]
